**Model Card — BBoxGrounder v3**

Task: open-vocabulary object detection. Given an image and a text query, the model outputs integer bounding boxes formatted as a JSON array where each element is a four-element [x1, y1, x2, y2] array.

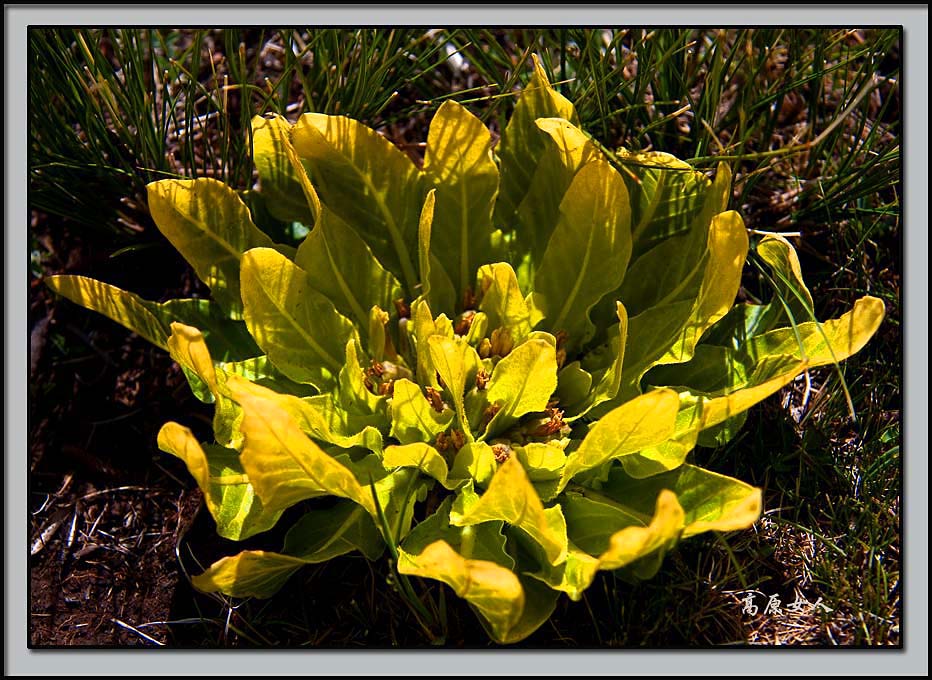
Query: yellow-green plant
[[46, 57, 884, 644]]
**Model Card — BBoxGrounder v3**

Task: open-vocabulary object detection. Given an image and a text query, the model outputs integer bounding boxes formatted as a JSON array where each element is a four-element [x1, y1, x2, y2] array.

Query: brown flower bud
[[490, 327, 514, 357], [393, 298, 411, 319], [450, 429, 466, 451], [424, 386, 445, 413], [475, 369, 490, 390], [478, 337, 492, 359], [454, 310, 476, 336], [492, 443, 512, 464]]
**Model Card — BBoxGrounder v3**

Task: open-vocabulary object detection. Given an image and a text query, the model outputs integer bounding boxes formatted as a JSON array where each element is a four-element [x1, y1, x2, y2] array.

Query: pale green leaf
[[337, 337, 387, 416], [630, 296, 886, 476], [450, 456, 568, 565], [397, 540, 524, 643], [593, 463, 763, 539], [389, 378, 455, 445], [568, 302, 628, 419], [554, 361, 593, 416], [587, 161, 730, 333], [413, 189, 458, 319], [703, 233, 817, 346], [450, 442, 497, 488], [157, 422, 281, 540], [45, 276, 258, 361], [514, 116, 601, 266], [167, 322, 243, 448], [616, 151, 727, 257], [554, 464, 759, 585], [409, 299, 454, 386], [496, 53, 578, 232], [482, 339, 558, 439], [615, 210, 748, 403], [427, 335, 482, 439], [295, 204, 403, 332], [477, 262, 533, 343], [743, 296, 885, 367], [233, 383, 384, 453], [191, 500, 383, 598], [515, 442, 567, 482], [191, 550, 309, 599], [218, 354, 316, 398], [382, 442, 462, 490], [402, 495, 512, 566], [558, 388, 680, 492], [226, 375, 377, 518]]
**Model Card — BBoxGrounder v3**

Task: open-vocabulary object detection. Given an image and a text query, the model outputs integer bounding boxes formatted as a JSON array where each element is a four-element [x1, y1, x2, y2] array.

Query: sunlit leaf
[[482, 339, 558, 439], [227, 375, 377, 518], [450, 456, 568, 565], [424, 100, 499, 300], [147, 178, 283, 318], [251, 114, 314, 224], [240, 247, 356, 389], [533, 160, 632, 353], [558, 388, 680, 492], [291, 112, 425, 294], [157, 422, 281, 540], [389, 378, 455, 445]]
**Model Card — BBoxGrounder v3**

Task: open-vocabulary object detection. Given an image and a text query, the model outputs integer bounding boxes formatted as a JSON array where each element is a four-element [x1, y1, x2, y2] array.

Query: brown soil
[[28, 215, 207, 647]]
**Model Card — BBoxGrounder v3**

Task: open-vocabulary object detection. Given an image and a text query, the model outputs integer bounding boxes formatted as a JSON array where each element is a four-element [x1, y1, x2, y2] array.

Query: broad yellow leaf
[[147, 178, 281, 318], [240, 247, 356, 389], [226, 375, 377, 518], [450, 456, 568, 565]]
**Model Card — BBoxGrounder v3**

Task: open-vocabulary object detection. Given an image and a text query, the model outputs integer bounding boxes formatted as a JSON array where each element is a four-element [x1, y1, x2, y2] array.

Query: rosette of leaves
[[46, 56, 884, 644]]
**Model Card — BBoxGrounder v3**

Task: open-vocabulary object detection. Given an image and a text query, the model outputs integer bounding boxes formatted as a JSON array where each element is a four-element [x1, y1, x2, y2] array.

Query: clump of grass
[[28, 28, 456, 240]]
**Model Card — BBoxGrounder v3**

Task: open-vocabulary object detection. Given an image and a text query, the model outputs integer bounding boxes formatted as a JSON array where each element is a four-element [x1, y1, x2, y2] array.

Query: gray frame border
[[6, 5, 927, 676]]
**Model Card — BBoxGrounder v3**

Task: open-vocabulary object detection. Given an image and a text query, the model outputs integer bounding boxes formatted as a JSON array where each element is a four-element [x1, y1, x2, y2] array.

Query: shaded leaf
[[295, 205, 403, 333], [251, 114, 314, 224], [514, 116, 601, 267], [496, 53, 578, 234], [568, 302, 628, 419], [45, 276, 258, 360], [191, 501, 383, 598]]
